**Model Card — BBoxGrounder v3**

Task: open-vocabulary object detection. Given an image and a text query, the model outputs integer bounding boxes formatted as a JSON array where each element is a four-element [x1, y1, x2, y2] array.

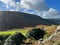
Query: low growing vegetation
[[26, 28, 46, 40], [0, 25, 59, 45]]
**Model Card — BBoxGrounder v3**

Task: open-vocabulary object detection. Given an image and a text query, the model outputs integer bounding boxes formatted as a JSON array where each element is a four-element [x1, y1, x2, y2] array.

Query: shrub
[[26, 28, 46, 40], [43, 33, 51, 40], [4, 32, 26, 45], [0, 34, 10, 45]]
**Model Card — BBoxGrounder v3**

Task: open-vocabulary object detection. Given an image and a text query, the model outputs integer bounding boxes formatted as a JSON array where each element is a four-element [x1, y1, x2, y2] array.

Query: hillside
[[46, 19, 60, 25], [0, 11, 51, 31]]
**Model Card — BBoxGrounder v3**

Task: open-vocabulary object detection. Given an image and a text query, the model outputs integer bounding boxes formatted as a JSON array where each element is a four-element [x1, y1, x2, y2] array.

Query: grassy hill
[[0, 11, 51, 31]]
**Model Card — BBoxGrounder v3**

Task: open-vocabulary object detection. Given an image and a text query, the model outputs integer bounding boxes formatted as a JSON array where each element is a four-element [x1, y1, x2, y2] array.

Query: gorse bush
[[26, 28, 46, 40]]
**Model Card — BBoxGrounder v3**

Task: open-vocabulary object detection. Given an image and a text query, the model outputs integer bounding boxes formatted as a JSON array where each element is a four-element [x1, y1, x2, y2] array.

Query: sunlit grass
[[0, 29, 29, 36]]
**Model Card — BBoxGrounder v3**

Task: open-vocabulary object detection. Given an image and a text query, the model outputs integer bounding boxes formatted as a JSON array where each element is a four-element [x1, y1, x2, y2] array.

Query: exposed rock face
[[55, 26, 60, 34], [43, 33, 60, 45], [41, 26, 60, 45]]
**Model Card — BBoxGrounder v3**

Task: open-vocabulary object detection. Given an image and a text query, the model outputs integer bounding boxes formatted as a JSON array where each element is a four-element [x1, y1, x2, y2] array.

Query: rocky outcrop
[[40, 26, 60, 45]]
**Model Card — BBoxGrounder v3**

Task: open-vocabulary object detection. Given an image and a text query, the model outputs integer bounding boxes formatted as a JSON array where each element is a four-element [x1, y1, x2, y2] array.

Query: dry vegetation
[[36, 25, 57, 34], [23, 25, 58, 45], [34, 25, 59, 45], [0, 25, 59, 45]]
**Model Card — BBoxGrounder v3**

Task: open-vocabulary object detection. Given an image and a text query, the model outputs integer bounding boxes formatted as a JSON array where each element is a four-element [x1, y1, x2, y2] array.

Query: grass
[[0, 25, 57, 36], [0, 25, 58, 45], [0, 29, 29, 36]]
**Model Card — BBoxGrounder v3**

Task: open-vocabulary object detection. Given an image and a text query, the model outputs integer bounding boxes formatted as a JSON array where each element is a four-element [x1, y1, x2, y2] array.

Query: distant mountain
[[46, 19, 60, 25], [0, 11, 52, 31]]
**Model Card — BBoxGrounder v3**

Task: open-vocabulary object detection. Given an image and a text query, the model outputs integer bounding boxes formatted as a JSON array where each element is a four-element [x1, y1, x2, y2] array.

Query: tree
[[26, 28, 46, 40]]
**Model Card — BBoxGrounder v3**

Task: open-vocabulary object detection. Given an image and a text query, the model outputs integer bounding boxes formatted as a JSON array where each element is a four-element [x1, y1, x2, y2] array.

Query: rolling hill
[[0, 11, 52, 31]]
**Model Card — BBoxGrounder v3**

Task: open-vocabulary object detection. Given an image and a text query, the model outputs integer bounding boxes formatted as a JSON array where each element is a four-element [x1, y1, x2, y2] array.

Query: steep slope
[[0, 11, 51, 30]]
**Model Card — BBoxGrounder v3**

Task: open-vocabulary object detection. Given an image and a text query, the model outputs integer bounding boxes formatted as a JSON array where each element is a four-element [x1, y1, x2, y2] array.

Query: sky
[[0, 0, 60, 19], [46, 0, 60, 11]]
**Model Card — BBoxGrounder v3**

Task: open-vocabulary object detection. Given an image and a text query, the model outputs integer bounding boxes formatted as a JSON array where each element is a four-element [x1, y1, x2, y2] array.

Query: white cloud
[[0, 0, 16, 6], [20, 0, 49, 11], [0, 0, 60, 19], [0, 0, 49, 11], [38, 8, 60, 19], [0, 0, 21, 11]]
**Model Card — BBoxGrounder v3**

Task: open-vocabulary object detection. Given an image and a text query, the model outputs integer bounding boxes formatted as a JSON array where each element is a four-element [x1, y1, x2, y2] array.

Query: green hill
[[0, 11, 51, 31]]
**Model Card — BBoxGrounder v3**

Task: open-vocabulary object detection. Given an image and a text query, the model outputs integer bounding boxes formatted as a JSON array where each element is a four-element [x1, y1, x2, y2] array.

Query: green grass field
[[0, 29, 29, 36]]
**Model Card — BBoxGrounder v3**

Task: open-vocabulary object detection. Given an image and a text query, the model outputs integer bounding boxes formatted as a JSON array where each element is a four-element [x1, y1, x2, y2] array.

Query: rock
[[4, 39, 15, 45], [40, 26, 60, 45]]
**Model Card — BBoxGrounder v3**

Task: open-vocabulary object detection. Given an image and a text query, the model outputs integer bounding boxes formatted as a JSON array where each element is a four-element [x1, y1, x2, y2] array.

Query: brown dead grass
[[36, 25, 57, 34]]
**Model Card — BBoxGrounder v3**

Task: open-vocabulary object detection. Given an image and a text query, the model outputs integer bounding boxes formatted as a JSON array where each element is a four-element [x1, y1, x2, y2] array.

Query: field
[[0, 25, 57, 35], [0, 29, 29, 36]]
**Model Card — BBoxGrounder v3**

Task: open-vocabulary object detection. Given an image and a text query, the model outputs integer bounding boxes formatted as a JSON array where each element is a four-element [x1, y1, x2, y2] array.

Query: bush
[[43, 33, 51, 40], [0, 34, 10, 45], [0, 34, 10, 40], [4, 32, 26, 45], [26, 28, 46, 40]]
